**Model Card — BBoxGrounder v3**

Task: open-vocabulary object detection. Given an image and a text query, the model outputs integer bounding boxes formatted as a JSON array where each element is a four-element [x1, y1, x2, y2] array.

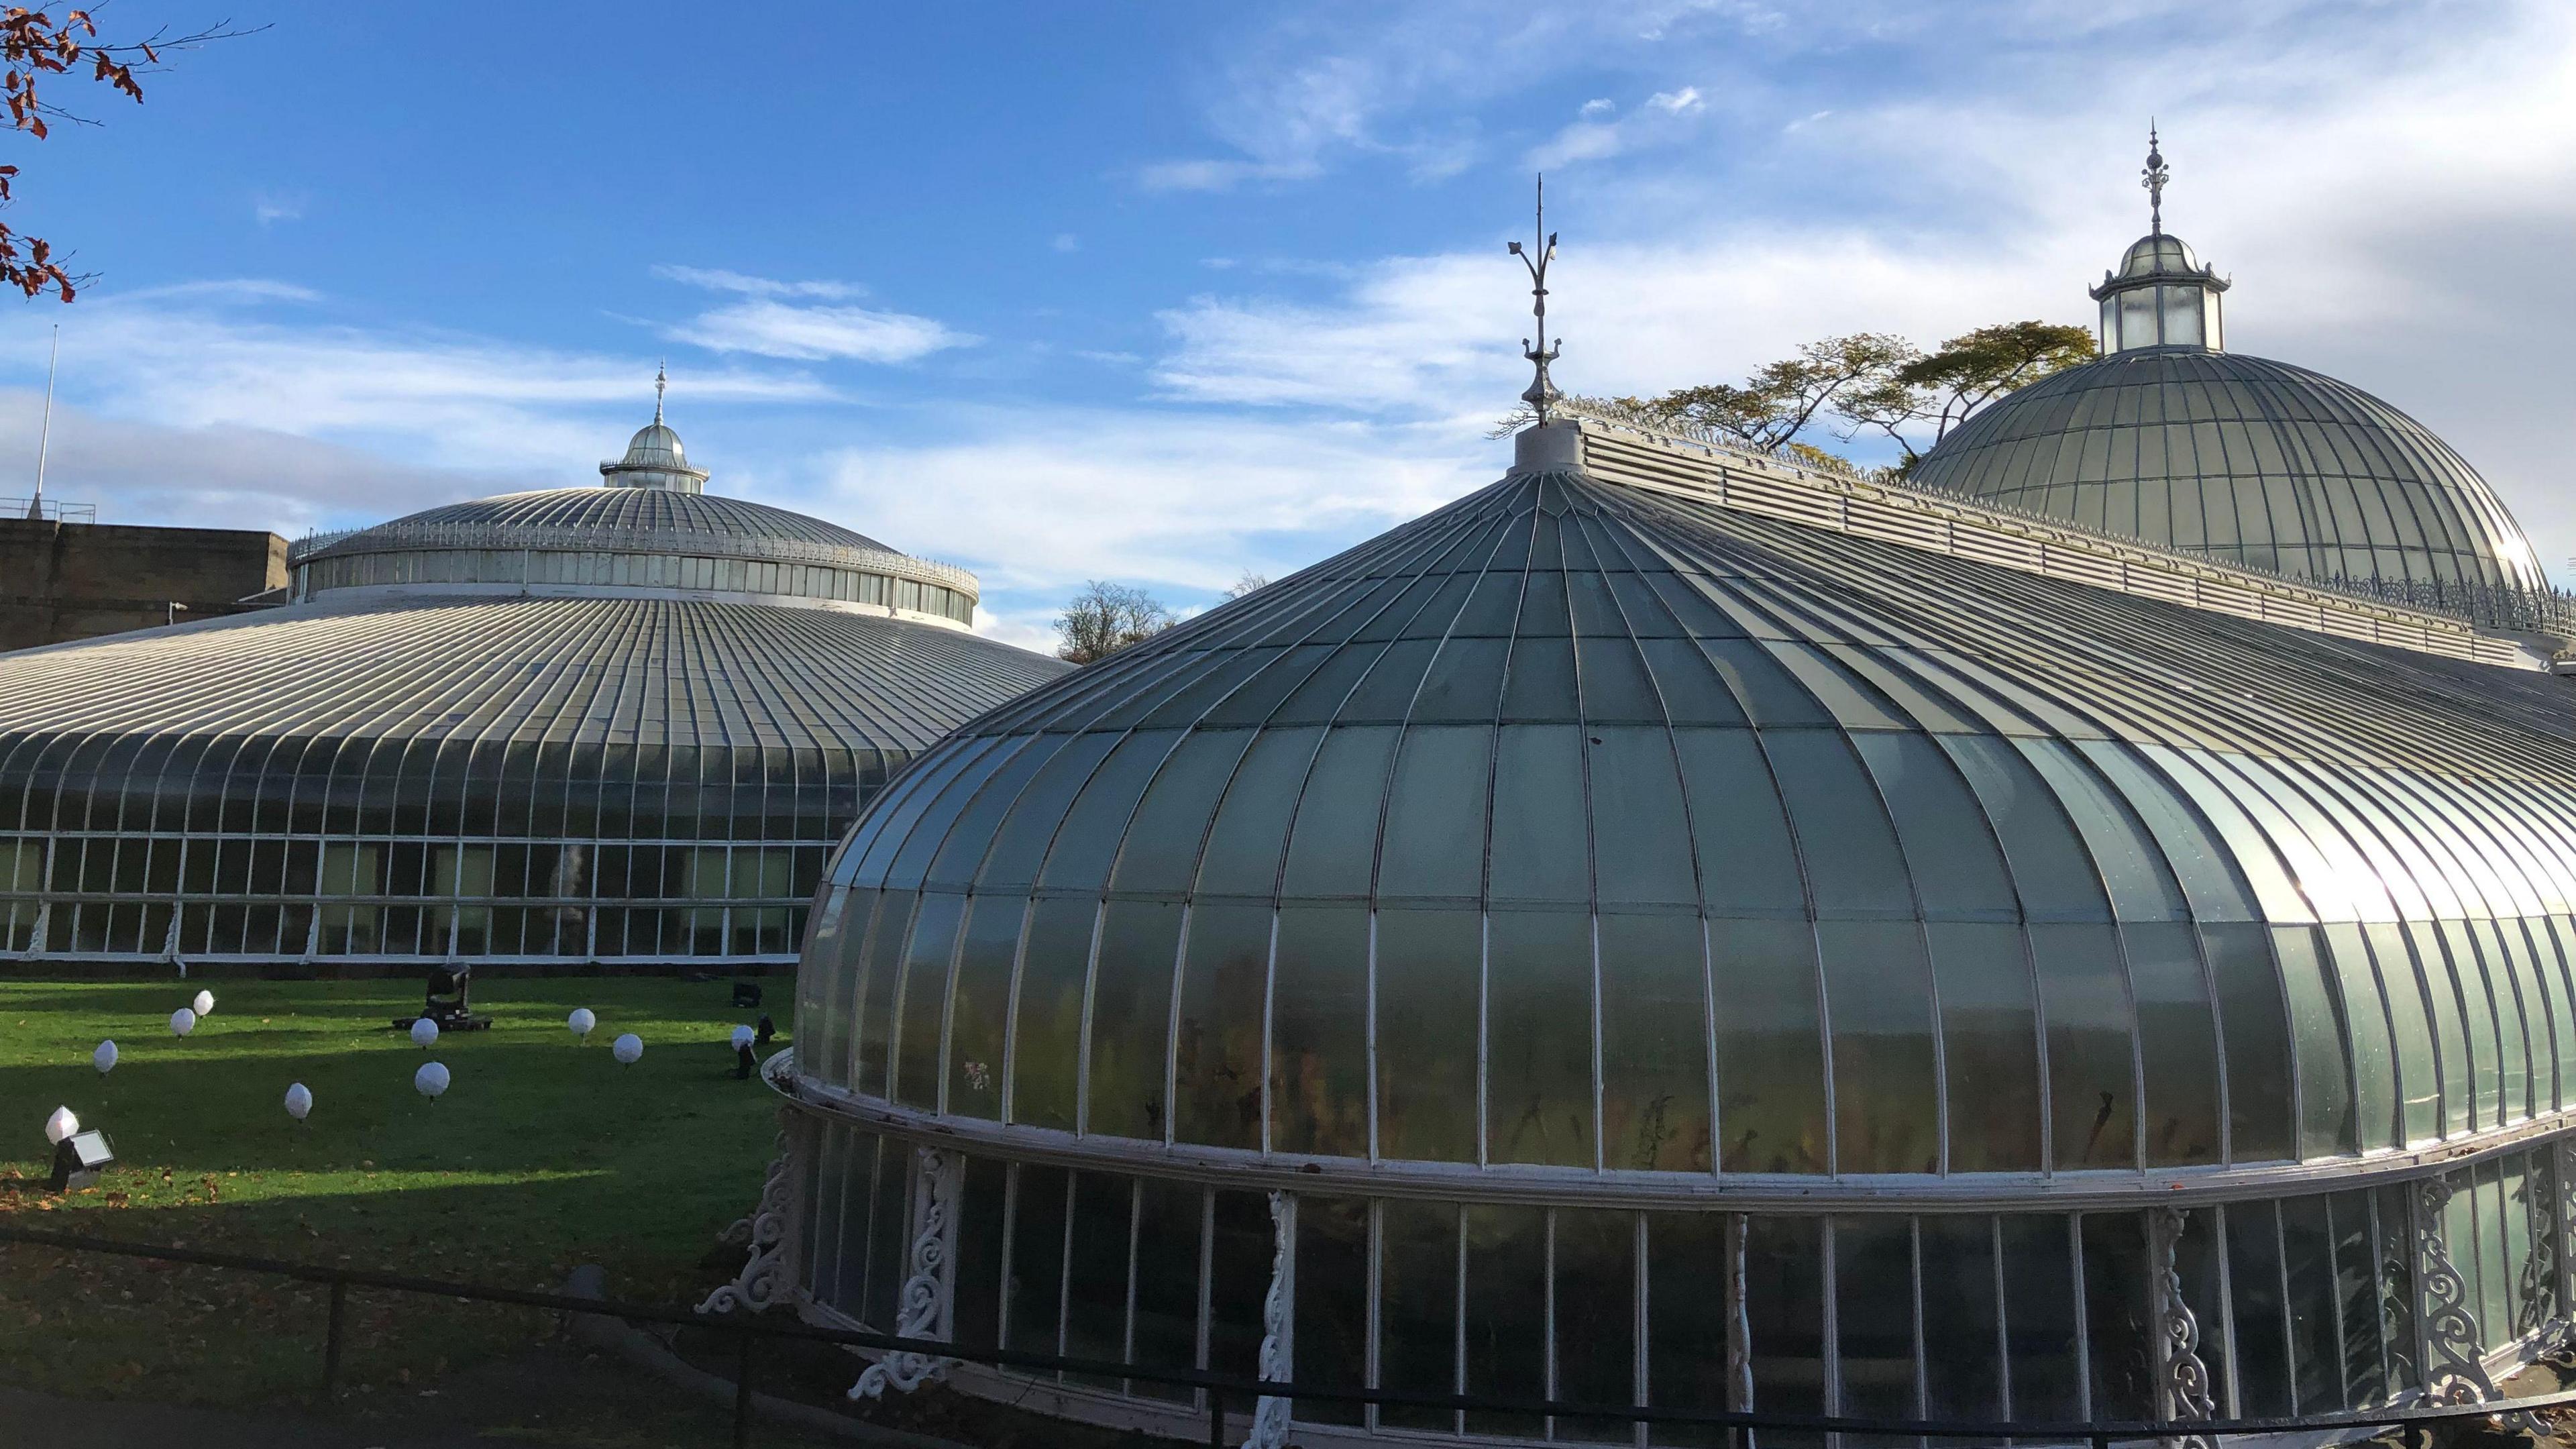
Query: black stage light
[[754, 1013, 776, 1046], [731, 982, 763, 1008]]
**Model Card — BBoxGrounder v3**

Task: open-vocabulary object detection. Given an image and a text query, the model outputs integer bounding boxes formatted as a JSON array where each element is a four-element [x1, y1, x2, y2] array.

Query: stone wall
[[0, 517, 287, 651]]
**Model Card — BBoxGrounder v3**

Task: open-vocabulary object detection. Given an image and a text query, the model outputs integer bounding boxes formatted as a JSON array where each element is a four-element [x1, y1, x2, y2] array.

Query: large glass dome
[[773, 423, 2576, 1442], [0, 407, 1065, 967]]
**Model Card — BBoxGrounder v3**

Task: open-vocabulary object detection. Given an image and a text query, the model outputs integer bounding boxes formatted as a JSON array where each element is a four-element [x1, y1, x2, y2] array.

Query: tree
[[1224, 571, 1269, 600], [1836, 320, 2097, 472], [1632, 333, 1917, 452], [2, 9, 252, 301], [1056, 580, 1174, 664]]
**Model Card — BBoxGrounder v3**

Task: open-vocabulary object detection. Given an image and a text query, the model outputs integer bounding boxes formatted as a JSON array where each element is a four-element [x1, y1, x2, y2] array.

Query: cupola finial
[[653, 361, 667, 426], [1507, 174, 1561, 425], [2142, 121, 2169, 235]]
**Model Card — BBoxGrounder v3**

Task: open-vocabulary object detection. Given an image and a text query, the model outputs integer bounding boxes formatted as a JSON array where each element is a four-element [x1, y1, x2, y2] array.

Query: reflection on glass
[[1835, 1215, 1919, 1432], [1647, 1212, 1737, 1446], [1377, 725, 1492, 900], [1763, 731, 1912, 916], [2124, 921, 2222, 1165], [1464, 1204, 1548, 1439], [1818, 920, 1939, 1173], [892, 892, 963, 1109], [1745, 1215, 1826, 1448], [1086, 900, 1181, 1140], [1556, 1209, 1639, 1440], [1270, 906, 1371, 1157], [1919, 1215, 2004, 1426], [953, 1156, 1008, 1352], [945, 893, 1023, 1121], [1293, 1195, 1368, 1424], [2081, 1212, 2155, 1419], [1010, 897, 1095, 1131], [1927, 922, 2043, 1171], [2227, 1201, 2293, 1416], [2029, 923, 2138, 1169], [1375, 908, 1483, 1161], [2202, 923, 2296, 1161], [2273, 925, 2359, 1158], [1065, 1171, 1132, 1389], [1672, 729, 1806, 914], [1173, 904, 1271, 1149], [1490, 726, 1589, 903], [1999, 1214, 2081, 1421], [1599, 912, 1715, 1172], [1711, 918, 1828, 1175], [1379, 1199, 1461, 1433], [1853, 733, 2017, 918], [2328, 1190, 2387, 1407], [1487, 909, 1595, 1167]]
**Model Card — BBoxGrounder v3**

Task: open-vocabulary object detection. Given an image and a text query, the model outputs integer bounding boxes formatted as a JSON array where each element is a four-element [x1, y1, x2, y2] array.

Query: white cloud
[[667, 299, 973, 364], [1134, 157, 1320, 193], [252, 193, 305, 227], [1529, 121, 1629, 169], [653, 266, 865, 301], [1051, 233, 1081, 253], [1646, 85, 1703, 113], [1580, 97, 1616, 117]]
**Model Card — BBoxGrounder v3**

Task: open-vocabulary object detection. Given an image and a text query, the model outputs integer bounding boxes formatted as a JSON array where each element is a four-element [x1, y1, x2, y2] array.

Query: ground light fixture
[[612, 1033, 643, 1065], [192, 989, 214, 1016], [411, 1017, 440, 1049], [92, 1040, 116, 1074], [415, 1061, 450, 1099], [568, 1008, 597, 1042], [50, 1129, 113, 1192], [731, 1025, 757, 1079], [284, 1082, 313, 1121], [168, 1007, 196, 1037], [45, 1106, 78, 1144]]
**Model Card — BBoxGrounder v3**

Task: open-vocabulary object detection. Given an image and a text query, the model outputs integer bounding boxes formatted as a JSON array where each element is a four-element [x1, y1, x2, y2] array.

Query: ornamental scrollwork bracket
[[2151, 1207, 2218, 1449], [2416, 1176, 2500, 1405], [850, 1145, 962, 1401], [2516, 1146, 2563, 1340], [696, 1124, 799, 1316], [1247, 1189, 1297, 1449]]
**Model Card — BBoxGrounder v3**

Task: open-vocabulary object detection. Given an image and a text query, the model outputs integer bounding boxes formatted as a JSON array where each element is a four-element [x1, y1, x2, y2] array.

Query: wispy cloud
[[655, 266, 973, 363], [252, 192, 305, 227], [1051, 233, 1081, 253]]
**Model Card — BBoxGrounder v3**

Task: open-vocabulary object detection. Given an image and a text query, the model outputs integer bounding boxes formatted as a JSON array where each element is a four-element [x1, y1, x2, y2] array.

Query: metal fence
[[0, 1220, 2567, 1449]]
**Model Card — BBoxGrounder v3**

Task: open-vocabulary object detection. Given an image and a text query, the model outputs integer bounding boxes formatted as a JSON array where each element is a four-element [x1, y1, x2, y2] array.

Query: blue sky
[[4, 1, 2573, 647]]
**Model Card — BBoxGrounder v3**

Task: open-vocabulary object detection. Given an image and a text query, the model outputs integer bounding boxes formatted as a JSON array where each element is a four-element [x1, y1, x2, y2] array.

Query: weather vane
[[653, 361, 668, 425], [2142, 121, 2169, 235], [1507, 174, 1560, 425]]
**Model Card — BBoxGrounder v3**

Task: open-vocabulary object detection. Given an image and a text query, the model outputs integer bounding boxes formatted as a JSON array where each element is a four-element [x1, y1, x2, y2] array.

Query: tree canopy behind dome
[[798, 458, 2576, 1184], [1912, 348, 2548, 594]]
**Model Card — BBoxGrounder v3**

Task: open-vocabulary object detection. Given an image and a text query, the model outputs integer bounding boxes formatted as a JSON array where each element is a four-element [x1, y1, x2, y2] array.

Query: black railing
[[0, 1220, 2566, 1448]]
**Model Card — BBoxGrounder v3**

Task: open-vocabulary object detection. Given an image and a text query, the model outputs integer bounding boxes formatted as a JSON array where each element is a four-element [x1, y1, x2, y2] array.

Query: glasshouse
[[753, 174, 2576, 1446], [0, 397, 1063, 968]]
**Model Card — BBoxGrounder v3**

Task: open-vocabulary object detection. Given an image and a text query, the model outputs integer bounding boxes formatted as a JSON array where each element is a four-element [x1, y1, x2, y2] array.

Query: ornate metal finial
[[2143, 121, 2169, 235], [1507, 174, 1561, 425], [652, 362, 667, 425]]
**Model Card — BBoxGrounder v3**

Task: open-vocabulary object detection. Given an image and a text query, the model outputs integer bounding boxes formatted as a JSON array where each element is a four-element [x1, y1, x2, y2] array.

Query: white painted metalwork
[[850, 1145, 961, 1400], [2415, 1177, 2498, 1404], [1249, 1189, 1295, 1449], [698, 1122, 802, 1316]]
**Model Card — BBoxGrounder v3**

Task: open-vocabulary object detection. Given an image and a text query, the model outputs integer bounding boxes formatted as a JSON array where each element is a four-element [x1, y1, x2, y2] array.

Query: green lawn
[[0, 975, 792, 1412]]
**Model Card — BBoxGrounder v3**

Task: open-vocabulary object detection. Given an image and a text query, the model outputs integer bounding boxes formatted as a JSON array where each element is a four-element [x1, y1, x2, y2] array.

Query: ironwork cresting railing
[[2, 1220, 2570, 1449], [286, 522, 980, 596], [1550, 394, 2576, 640]]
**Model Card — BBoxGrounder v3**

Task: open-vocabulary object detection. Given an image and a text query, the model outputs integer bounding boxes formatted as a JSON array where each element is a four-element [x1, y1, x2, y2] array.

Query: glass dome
[[1913, 348, 2549, 594], [2118, 232, 2202, 278], [777, 439, 2576, 1441]]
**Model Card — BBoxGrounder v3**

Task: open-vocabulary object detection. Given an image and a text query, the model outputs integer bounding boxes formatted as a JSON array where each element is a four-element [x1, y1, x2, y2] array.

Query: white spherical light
[[567, 1008, 596, 1041], [414, 1061, 450, 1099], [611, 1032, 643, 1065], [409, 1017, 440, 1049], [44, 1106, 78, 1144], [168, 1007, 197, 1038], [731, 1024, 754, 1051], [192, 989, 215, 1017], [92, 1040, 117, 1075], [284, 1082, 313, 1121]]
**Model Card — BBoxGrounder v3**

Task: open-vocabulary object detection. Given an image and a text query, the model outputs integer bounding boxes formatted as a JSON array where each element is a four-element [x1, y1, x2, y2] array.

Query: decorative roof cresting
[[1507, 174, 1561, 425]]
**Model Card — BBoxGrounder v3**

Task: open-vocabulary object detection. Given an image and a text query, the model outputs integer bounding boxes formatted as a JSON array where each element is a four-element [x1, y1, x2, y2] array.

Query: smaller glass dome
[[2117, 232, 2200, 278]]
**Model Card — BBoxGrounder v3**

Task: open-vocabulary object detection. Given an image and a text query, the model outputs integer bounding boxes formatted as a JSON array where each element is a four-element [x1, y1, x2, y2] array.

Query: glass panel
[[1648, 1212, 1736, 1446], [1270, 906, 1370, 1157], [1376, 725, 1491, 901], [1010, 897, 1095, 1132], [1487, 908, 1595, 1167], [1464, 1203, 1549, 1439], [1998, 1214, 2081, 1421], [2228, 1201, 2294, 1416], [1065, 1172, 1132, 1389], [1589, 727, 1699, 908], [2275, 925, 2358, 1157], [1744, 1215, 1827, 1440], [1208, 1190, 1271, 1379], [2372, 1184, 2419, 1399], [1036, 729, 1180, 893], [2366, 922, 2445, 1145], [2076, 741, 2262, 922], [1920, 1216, 2004, 1423], [1108, 731, 1248, 894], [2125, 921, 2222, 1166], [1600, 912, 1715, 1173], [1293, 1195, 1368, 1425], [954, 1157, 1008, 1352], [945, 894, 1023, 1121], [2082, 1210, 2157, 1419], [1085, 900, 1181, 1140], [1278, 727, 1398, 898], [1173, 904, 1270, 1148], [1376, 908, 1483, 1162], [1818, 920, 1939, 1174], [1380, 1199, 1460, 1433], [1194, 727, 1320, 898], [2019, 739, 2189, 922], [2281, 1195, 2342, 1412], [1835, 1216, 1919, 1427], [2202, 923, 2296, 1161], [1928, 922, 2043, 1172], [1556, 1209, 1639, 1439], [1764, 731, 1911, 917], [1944, 735, 2111, 921], [2330, 1190, 2387, 1407], [1006, 1164, 1068, 1352], [892, 892, 964, 1109], [1711, 919, 1828, 1174], [2029, 923, 2137, 1169], [1128, 1178, 1201, 1397], [1853, 733, 2017, 919], [1672, 729, 1805, 914], [1490, 725, 1589, 904]]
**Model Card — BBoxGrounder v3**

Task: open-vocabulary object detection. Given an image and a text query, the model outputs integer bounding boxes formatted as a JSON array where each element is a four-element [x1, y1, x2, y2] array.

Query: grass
[[0, 975, 792, 1417]]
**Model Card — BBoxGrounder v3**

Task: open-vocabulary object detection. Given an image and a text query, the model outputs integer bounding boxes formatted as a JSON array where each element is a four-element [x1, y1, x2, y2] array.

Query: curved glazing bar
[[294, 547, 976, 625]]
